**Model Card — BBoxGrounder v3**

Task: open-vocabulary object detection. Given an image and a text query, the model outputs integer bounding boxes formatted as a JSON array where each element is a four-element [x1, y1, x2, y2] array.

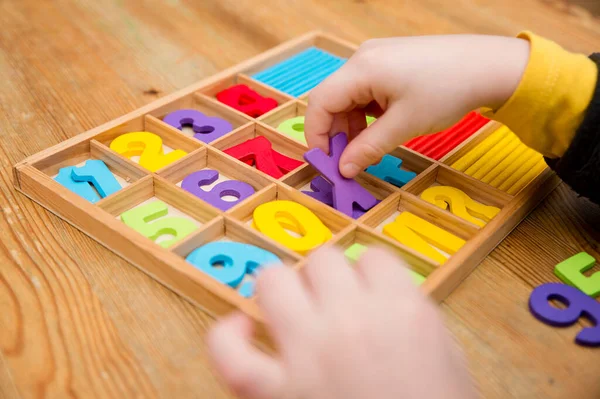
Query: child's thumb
[[339, 105, 407, 178]]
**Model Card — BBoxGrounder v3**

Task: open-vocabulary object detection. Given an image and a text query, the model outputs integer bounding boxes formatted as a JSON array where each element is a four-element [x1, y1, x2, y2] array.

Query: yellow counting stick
[[480, 145, 528, 184], [253, 200, 332, 255], [464, 132, 516, 177], [507, 159, 547, 195], [110, 132, 188, 172], [497, 151, 543, 192], [488, 146, 538, 188], [420, 186, 500, 227], [451, 127, 509, 172], [383, 212, 465, 264], [469, 136, 521, 180]]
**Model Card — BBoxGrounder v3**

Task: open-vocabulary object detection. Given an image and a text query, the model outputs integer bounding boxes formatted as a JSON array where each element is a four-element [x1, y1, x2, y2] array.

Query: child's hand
[[305, 35, 530, 177], [207, 247, 478, 399]]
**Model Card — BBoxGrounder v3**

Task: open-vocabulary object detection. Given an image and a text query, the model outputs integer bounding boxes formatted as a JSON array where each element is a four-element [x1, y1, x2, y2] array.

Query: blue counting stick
[[186, 242, 281, 298], [55, 166, 101, 203], [252, 47, 346, 97], [366, 155, 417, 188], [70, 160, 122, 197]]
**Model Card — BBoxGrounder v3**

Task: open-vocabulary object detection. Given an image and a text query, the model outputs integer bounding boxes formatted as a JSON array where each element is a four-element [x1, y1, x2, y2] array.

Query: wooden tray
[[12, 31, 560, 341]]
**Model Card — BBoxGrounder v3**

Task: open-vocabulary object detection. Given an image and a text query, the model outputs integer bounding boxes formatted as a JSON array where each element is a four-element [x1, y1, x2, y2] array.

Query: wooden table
[[1, 1, 599, 397]]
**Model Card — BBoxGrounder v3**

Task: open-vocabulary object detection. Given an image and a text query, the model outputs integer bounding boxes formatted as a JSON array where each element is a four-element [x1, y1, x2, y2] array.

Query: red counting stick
[[224, 136, 303, 178], [404, 112, 490, 160], [216, 84, 278, 117]]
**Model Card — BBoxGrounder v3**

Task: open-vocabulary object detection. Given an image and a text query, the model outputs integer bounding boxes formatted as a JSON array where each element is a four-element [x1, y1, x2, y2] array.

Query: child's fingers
[[355, 247, 421, 297], [303, 247, 362, 309], [347, 108, 368, 141], [207, 313, 285, 399], [256, 266, 317, 350], [305, 62, 374, 154], [339, 103, 408, 177]]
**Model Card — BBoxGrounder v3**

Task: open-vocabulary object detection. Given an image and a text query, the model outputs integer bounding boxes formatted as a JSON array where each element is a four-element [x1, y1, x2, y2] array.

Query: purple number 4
[[303, 133, 379, 218]]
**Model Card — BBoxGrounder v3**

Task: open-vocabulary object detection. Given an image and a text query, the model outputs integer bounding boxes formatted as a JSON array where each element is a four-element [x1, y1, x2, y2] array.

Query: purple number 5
[[182, 170, 255, 211], [529, 283, 600, 347]]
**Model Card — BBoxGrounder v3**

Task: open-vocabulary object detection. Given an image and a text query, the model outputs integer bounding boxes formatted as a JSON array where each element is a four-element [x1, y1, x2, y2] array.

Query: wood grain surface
[[1, 0, 599, 398]]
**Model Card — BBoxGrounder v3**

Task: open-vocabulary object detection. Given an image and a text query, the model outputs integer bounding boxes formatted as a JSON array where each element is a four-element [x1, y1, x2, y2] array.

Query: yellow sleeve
[[485, 31, 598, 158]]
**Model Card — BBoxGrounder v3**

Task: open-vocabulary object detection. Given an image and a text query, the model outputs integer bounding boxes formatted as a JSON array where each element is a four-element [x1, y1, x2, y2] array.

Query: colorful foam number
[[302, 176, 377, 219], [70, 160, 122, 197], [344, 243, 426, 285], [54, 160, 122, 203], [163, 109, 233, 144], [252, 200, 332, 255], [181, 169, 255, 211], [344, 243, 368, 262], [420, 186, 500, 227], [55, 167, 102, 203], [383, 212, 466, 264], [529, 283, 600, 347], [365, 154, 417, 188], [304, 133, 379, 218], [186, 241, 281, 298], [224, 136, 303, 178], [215, 84, 278, 117], [277, 116, 307, 144], [554, 252, 600, 297], [277, 115, 375, 145], [120, 200, 197, 248], [110, 132, 187, 172]]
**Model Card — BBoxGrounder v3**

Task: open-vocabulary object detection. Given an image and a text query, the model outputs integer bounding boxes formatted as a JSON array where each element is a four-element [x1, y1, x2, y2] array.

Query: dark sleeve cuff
[[545, 53, 600, 204]]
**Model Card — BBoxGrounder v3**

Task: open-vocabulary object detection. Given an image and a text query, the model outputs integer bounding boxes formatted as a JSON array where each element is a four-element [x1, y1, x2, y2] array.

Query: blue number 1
[[54, 160, 122, 203]]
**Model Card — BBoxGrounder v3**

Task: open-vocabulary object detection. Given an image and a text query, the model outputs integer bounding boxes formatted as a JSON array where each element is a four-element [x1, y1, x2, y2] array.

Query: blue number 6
[[186, 242, 281, 297]]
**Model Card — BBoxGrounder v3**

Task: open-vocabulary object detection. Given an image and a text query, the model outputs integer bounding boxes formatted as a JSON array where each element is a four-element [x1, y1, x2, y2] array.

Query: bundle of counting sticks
[[451, 126, 546, 195]]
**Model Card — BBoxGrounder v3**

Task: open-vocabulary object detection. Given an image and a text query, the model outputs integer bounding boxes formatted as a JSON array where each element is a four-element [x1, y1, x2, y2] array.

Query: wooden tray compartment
[[210, 122, 307, 179], [98, 175, 219, 248], [146, 91, 254, 135], [170, 216, 301, 263], [361, 191, 477, 256], [403, 164, 512, 209], [385, 145, 436, 183], [32, 139, 149, 203], [328, 224, 438, 279], [258, 100, 308, 146], [155, 146, 274, 213], [227, 183, 353, 250], [198, 73, 294, 110], [281, 163, 399, 220], [241, 33, 356, 98], [94, 114, 204, 173]]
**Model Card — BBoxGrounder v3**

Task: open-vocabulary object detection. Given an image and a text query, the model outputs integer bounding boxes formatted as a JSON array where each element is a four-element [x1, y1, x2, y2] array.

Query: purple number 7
[[529, 282, 600, 347], [303, 133, 378, 218]]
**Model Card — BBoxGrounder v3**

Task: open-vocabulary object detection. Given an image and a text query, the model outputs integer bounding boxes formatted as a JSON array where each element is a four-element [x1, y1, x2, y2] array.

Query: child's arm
[[304, 33, 599, 202]]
